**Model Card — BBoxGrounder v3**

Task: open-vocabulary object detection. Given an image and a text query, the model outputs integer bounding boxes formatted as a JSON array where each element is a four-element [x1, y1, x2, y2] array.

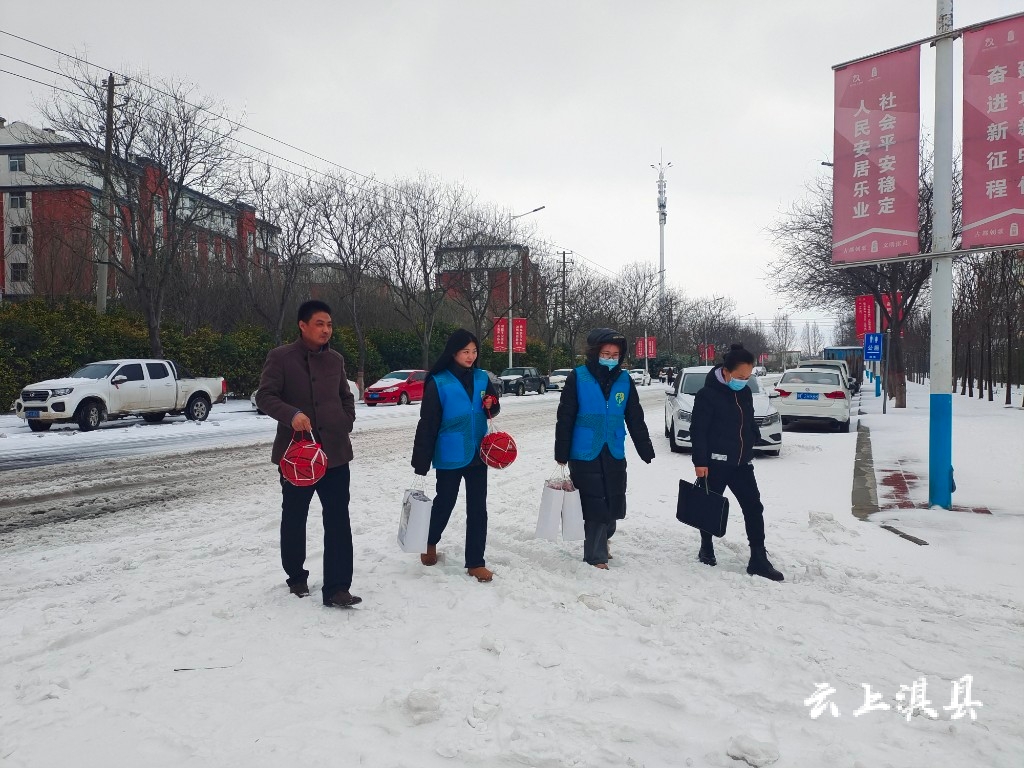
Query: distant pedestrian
[[256, 300, 362, 607], [411, 329, 503, 582], [554, 328, 655, 568], [689, 343, 784, 581]]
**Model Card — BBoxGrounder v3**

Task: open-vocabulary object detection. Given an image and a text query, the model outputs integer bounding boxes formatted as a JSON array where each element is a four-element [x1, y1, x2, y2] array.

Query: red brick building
[[0, 118, 278, 302]]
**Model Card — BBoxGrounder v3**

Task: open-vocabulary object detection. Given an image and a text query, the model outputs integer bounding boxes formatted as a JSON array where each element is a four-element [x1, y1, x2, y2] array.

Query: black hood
[[584, 327, 628, 367], [429, 329, 480, 377]]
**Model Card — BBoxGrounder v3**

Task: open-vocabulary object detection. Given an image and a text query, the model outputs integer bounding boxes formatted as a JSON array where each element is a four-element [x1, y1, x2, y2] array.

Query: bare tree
[[614, 261, 660, 349], [767, 152, 950, 406], [41, 60, 240, 356], [377, 175, 469, 367], [315, 171, 384, 388], [770, 313, 797, 358], [234, 163, 321, 344]]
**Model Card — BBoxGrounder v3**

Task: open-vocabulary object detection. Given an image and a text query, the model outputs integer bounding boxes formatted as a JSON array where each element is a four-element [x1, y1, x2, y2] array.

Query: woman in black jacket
[[689, 343, 783, 581], [554, 328, 655, 568], [411, 329, 502, 582]]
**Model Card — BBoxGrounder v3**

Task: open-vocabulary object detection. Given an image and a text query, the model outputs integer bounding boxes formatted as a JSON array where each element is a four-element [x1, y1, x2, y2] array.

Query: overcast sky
[[0, 0, 1014, 336]]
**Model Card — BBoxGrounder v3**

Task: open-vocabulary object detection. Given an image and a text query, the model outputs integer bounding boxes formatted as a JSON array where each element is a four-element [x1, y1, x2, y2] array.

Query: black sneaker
[[698, 544, 717, 567], [288, 581, 310, 597], [323, 590, 362, 608]]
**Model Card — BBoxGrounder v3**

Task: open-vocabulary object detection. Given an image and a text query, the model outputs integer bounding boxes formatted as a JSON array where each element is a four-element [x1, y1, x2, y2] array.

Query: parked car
[[363, 370, 427, 406], [629, 368, 652, 387], [484, 370, 504, 398], [498, 367, 548, 396], [753, 365, 767, 377], [795, 359, 857, 394], [14, 359, 226, 432], [772, 367, 853, 432], [252, 378, 360, 414], [547, 368, 573, 391], [664, 365, 782, 456]]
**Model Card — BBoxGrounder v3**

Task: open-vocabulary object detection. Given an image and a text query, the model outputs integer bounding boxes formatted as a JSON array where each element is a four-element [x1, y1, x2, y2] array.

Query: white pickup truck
[[14, 359, 227, 432]]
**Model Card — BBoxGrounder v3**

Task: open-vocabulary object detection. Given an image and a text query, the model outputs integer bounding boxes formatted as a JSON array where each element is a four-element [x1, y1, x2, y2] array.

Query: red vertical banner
[[832, 47, 921, 264], [961, 15, 1024, 249], [511, 318, 527, 353], [493, 318, 508, 353], [698, 343, 716, 362], [635, 338, 646, 358], [855, 294, 876, 339], [758, 353, 770, 364], [646, 337, 657, 359], [879, 292, 904, 336]]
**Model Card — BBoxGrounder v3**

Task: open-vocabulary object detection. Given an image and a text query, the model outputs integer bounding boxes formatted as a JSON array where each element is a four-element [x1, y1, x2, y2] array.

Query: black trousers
[[700, 463, 766, 550], [279, 464, 353, 599], [429, 463, 488, 569], [583, 519, 616, 565]]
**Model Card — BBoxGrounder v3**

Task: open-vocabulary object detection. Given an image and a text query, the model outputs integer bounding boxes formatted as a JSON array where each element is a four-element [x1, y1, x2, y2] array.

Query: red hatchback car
[[363, 370, 428, 406]]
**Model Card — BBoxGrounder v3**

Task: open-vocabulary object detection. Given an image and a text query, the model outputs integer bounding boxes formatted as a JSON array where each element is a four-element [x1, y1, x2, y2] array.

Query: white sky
[[0, 0, 1014, 334]]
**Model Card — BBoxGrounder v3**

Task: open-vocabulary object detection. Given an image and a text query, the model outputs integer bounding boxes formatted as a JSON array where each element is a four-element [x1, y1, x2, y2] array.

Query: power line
[[0, 29, 626, 276]]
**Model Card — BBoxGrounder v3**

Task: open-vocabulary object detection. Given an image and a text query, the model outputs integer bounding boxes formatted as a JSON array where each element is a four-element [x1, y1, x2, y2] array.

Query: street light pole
[[508, 206, 545, 368]]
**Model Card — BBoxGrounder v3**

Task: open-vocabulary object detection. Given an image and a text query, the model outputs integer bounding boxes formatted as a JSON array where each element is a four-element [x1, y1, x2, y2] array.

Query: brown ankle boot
[[420, 544, 437, 566], [467, 566, 493, 582]]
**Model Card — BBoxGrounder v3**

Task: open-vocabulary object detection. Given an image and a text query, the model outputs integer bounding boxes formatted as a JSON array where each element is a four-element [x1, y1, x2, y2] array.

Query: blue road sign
[[864, 333, 883, 361]]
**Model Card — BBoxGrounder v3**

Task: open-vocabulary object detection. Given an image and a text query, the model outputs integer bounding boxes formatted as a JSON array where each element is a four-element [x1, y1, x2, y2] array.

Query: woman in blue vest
[[554, 328, 655, 568], [412, 329, 502, 582]]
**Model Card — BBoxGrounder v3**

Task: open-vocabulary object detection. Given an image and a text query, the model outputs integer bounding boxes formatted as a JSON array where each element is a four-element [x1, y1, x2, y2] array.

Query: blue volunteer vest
[[432, 369, 489, 470], [569, 366, 630, 461]]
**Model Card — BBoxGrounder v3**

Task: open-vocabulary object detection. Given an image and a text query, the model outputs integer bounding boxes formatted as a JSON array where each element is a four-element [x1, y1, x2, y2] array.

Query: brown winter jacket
[[256, 340, 356, 469]]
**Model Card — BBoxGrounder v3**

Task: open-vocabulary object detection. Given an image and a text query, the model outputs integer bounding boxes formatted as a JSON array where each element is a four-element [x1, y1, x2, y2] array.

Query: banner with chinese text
[[493, 318, 508, 353], [832, 47, 921, 264], [855, 294, 875, 339], [635, 337, 657, 358], [962, 14, 1024, 249], [698, 343, 715, 362], [880, 292, 904, 336], [511, 318, 527, 353]]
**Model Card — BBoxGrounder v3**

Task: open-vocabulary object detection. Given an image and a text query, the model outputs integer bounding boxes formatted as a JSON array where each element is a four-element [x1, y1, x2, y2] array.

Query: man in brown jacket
[[256, 300, 361, 608]]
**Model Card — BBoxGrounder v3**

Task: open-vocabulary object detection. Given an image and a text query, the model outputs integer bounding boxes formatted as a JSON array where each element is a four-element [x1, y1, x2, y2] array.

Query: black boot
[[698, 534, 716, 566], [747, 547, 784, 581]]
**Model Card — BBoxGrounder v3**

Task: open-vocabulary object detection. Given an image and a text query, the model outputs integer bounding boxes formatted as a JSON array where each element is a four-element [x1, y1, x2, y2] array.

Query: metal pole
[[882, 330, 889, 415], [929, 0, 955, 508], [96, 73, 115, 314]]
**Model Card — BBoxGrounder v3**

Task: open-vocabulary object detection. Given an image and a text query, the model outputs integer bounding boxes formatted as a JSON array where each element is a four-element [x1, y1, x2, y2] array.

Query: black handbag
[[676, 477, 730, 537]]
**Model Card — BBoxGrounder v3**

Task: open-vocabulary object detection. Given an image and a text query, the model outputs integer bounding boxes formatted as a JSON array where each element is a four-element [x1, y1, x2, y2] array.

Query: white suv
[[664, 365, 782, 456]]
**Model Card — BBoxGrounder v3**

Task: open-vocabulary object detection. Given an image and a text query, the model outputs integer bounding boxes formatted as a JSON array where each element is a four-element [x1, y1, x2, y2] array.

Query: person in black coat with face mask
[[412, 329, 503, 583], [689, 343, 784, 581], [554, 328, 655, 568]]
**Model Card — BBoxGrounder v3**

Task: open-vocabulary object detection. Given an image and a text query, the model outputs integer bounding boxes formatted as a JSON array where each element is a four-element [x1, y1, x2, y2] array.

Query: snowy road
[[1, 385, 1021, 767], [0, 389, 571, 536]]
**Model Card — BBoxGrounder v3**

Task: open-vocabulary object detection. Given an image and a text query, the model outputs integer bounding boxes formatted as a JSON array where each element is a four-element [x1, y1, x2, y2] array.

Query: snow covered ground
[[0, 383, 1021, 767]]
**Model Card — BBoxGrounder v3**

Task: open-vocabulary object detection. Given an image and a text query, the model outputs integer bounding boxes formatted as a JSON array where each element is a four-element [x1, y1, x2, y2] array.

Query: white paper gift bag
[[560, 482, 586, 542], [536, 479, 565, 540], [398, 488, 432, 553]]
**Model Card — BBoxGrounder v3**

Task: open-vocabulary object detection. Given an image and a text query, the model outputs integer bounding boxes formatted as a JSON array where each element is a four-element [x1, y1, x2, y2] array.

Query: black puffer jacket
[[553, 334, 655, 524], [690, 366, 758, 467]]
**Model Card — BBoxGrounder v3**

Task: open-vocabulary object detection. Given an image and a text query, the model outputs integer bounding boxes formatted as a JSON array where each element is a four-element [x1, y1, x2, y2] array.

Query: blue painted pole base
[[929, 393, 953, 509], [875, 376, 881, 397]]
